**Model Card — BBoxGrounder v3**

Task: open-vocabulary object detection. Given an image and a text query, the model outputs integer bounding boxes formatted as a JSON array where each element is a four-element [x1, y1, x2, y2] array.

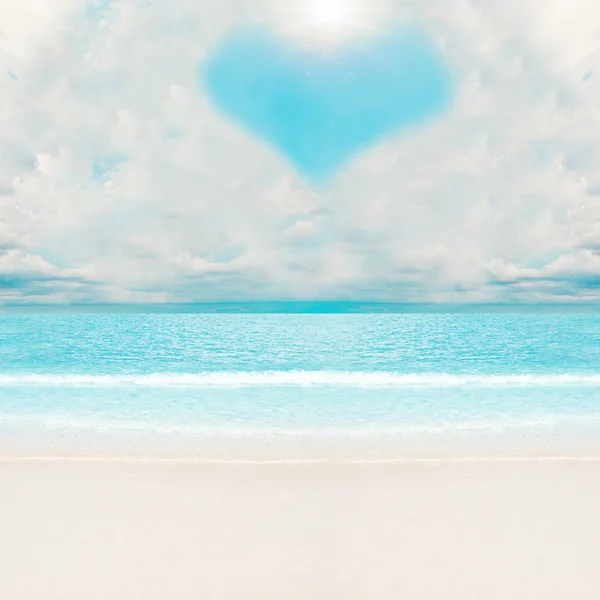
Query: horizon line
[[1, 301, 600, 314]]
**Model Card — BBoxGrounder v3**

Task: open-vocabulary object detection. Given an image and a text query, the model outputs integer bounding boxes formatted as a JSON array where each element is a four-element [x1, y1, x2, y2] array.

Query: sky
[[204, 27, 451, 184], [0, 0, 599, 304]]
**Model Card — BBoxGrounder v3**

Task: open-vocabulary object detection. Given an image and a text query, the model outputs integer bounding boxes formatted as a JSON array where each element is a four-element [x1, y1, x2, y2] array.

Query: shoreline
[[3, 454, 600, 463], [3, 421, 600, 461]]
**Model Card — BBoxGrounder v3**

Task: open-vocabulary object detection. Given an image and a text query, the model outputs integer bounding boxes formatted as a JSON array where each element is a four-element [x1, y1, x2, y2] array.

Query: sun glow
[[270, 0, 394, 49], [307, 0, 357, 28]]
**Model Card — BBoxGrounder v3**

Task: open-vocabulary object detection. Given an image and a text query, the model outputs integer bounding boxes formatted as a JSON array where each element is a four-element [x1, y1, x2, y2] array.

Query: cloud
[[488, 249, 600, 298], [0, 247, 96, 303], [0, 0, 599, 303]]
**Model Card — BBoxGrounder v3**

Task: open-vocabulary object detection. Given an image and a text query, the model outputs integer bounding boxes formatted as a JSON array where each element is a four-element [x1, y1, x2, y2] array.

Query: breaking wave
[[0, 372, 599, 387]]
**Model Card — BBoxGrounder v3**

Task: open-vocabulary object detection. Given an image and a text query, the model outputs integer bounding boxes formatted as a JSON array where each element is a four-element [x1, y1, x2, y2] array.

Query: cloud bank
[[0, 0, 600, 303]]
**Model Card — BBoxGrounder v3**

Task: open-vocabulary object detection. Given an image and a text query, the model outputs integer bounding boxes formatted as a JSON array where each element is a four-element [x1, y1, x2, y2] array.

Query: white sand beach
[[1, 458, 599, 599]]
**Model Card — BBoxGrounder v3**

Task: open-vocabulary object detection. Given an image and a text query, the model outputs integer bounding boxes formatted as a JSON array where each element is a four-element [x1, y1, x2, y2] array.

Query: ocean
[[1, 311, 599, 459]]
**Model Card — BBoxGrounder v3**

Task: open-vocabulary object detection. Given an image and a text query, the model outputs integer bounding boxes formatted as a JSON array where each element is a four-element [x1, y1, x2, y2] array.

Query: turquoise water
[[1, 313, 600, 457]]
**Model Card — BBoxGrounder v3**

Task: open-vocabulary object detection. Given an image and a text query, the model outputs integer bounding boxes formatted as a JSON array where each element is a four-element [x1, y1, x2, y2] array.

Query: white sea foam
[[0, 372, 599, 387]]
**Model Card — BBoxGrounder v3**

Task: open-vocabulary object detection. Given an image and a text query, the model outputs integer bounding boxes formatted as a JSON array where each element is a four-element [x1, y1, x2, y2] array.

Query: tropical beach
[[1, 311, 600, 598], [2, 0, 600, 595]]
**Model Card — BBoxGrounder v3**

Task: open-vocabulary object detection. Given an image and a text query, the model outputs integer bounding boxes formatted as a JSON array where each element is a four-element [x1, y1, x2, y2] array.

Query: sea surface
[[1, 312, 600, 459]]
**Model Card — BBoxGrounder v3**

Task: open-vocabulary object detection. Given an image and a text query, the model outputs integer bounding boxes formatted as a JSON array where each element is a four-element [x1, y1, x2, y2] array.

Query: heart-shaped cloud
[[203, 27, 453, 184]]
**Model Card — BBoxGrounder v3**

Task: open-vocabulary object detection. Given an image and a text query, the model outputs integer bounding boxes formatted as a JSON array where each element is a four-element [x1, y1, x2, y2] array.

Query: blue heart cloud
[[202, 26, 453, 184]]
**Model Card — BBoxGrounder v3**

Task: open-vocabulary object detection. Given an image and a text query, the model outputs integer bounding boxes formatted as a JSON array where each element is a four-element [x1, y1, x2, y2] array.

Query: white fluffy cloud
[[0, 0, 599, 303]]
